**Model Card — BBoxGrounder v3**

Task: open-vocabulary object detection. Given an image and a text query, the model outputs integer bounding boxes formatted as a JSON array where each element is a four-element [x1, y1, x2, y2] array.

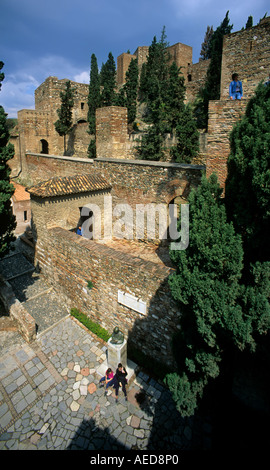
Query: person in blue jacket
[[76, 226, 83, 236], [229, 73, 243, 100]]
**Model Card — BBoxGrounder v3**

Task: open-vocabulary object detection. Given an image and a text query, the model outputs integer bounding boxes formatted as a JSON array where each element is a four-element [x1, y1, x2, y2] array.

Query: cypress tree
[[165, 61, 186, 130], [194, 11, 233, 128], [54, 80, 75, 155], [137, 30, 170, 160], [100, 52, 116, 107], [88, 54, 100, 135], [245, 16, 253, 29], [200, 25, 214, 61], [0, 61, 16, 258], [170, 104, 199, 163], [225, 82, 270, 265], [124, 58, 139, 125], [165, 137, 270, 417]]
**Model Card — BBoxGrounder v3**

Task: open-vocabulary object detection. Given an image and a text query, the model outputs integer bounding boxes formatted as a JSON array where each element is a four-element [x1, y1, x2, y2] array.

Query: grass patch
[[70, 307, 110, 342], [87, 280, 94, 289]]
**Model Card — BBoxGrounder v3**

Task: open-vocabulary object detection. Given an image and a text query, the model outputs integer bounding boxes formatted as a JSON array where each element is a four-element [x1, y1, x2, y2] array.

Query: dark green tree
[[138, 28, 199, 162], [54, 80, 75, 155], [0, 61, 16, 258], [164, 62, 199, 163], [139, 31, 170, 120], [113, 87, 126, 107], [170, 104, 199, 163], [225, 82, 270, 265], [88, 54, 100, 135], [100, 52, 116, 107], [137, 29, 171, 160], [165, 62, 186, 130], [194, 11, 233, 128], [137, 76, 167, 161], [165, 173, 270, 416], [245, 16, 253, 29], [124, 58, 139, 125], [199, 25, 214, 61]]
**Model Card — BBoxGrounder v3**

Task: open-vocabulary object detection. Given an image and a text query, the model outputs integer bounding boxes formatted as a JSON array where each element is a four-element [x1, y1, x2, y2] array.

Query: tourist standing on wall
[[229, 73, 243, 100]]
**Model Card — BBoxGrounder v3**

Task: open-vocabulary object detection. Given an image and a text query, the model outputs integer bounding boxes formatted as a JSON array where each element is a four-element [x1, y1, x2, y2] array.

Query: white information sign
[[118, 290, 147, 315]]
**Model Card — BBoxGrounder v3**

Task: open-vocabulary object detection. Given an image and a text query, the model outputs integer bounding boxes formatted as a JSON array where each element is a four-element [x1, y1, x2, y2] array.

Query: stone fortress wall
[[7, 17, 270, 365], [10, 17, 270, 189], [206, 17, 270, 187]]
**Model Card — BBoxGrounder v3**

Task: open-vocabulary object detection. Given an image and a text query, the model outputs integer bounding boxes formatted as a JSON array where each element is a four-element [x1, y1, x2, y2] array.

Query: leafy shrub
[[70, 308, 110, 342]]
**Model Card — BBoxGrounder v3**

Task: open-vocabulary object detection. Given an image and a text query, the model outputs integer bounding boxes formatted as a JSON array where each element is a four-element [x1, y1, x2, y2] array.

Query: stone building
[[11, 182, 31, 235], [10, 76, 90, 177]]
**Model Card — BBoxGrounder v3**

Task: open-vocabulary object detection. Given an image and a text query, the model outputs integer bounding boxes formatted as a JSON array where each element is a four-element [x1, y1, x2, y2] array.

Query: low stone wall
[[0, 277, 36, 343], [24, 153, 204, 205], [35, 227, 181, 368], [24, 153, 94, 185], [94, 157, 204, 206]]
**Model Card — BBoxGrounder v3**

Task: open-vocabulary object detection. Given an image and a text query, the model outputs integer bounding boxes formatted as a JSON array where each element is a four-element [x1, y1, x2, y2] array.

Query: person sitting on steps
[[99, 368, 114, 391]]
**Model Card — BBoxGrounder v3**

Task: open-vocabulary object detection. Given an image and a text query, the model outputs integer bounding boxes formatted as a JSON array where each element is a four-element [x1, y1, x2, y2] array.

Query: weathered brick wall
[[220, 17, 270, 100], [35, 226, 180, 367], [167, 42, 193, 82], [96, 107, 133, 159], [30, 189, 110, 240], [35, 76, 89, 123], [17, 109, 64, 158], [23, 152, 204, 204], [134, 46, 149, 71], [117, 53, 136, 86], [23, 153, 94, 185], [96, 105, 207, 163], [186, 59, 210, 103], [94, 157, 204, 206], [206, 99, 247, 188], [67, 122, 92, 158]]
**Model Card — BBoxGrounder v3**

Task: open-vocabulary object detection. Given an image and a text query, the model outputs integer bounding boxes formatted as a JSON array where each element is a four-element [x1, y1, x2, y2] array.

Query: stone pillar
[[107, 338, 127, 370], [95, 106, 130, 159]]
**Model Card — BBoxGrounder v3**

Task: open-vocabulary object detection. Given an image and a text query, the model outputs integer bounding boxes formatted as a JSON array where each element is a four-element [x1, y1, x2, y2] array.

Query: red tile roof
[[12, 182, 31, 201], [27, 174, 111, 198]]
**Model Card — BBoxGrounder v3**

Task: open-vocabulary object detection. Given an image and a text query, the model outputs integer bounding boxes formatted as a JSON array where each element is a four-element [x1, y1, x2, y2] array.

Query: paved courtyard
[[0, 245, 210, 451], [0, 315, 210, 451]]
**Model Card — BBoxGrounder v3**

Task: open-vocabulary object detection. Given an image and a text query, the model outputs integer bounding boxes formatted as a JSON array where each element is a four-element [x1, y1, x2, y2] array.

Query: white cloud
[[0, 77, 36, 118], [73, 71, 89, 84], [0, 55, 90, 118]]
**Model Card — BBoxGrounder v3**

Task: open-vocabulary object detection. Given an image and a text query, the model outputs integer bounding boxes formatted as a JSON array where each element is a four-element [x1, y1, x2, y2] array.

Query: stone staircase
[[0, 246, 69, 345]]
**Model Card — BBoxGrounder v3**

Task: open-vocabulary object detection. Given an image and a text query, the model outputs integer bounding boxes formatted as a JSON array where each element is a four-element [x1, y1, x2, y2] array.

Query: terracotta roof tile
[[12, 182, 31, 201], [27, 174, 111, 198]]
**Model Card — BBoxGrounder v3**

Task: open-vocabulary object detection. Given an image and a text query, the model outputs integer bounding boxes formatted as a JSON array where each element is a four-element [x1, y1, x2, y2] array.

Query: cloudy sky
[[0, 0, 268, 118]]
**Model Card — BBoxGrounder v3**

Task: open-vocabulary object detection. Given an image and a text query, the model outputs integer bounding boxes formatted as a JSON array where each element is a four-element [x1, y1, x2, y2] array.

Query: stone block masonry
[[35, 227, 181, 368], [24, 153, 94, 185], [220, 17, 270, 100], [96, 107, 132, 160], [206, 99, 247, 189], [23, 153, 204, 206], [94, 157, 204, 206]]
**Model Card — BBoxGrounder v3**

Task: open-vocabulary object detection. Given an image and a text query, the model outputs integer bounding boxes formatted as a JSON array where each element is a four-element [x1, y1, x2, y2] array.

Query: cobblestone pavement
[[0, 243, 211, 451], [0, 316, 211, 451]]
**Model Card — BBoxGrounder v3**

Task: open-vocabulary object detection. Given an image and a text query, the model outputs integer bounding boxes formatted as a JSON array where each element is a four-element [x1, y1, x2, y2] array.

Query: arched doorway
[[40, 139, 49, 154]]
